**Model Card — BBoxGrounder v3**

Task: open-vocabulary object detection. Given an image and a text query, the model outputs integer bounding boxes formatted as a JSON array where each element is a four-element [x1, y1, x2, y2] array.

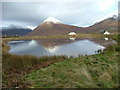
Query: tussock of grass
[[3, 53, 67, 71]]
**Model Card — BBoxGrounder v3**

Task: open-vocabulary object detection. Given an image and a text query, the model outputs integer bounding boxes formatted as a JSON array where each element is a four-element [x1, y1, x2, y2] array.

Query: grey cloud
[[2, 1, 118, 27]]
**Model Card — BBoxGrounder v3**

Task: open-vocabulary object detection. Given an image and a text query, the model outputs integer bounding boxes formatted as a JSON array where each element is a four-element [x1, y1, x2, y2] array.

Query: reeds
[[2, 52, 68, 87]]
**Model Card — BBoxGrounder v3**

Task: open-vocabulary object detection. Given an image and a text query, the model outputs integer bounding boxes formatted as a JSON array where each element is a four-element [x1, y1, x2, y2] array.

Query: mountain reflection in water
[[8, 38, 114, 57]]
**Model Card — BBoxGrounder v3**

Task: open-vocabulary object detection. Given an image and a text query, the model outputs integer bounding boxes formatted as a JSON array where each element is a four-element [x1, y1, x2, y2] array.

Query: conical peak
[[41, 16, 63, 24]]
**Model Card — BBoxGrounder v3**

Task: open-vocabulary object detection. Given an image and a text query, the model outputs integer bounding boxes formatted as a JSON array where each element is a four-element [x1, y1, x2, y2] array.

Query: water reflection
[[104, 37, 109, 41], [45, 46, 59, 53], [8, 38, 107, 57], [69, 37, 76, 40]]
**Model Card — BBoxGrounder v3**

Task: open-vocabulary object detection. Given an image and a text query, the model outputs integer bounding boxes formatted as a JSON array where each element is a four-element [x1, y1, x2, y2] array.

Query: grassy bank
[[24, 44, 118, 88], [2, 34, 119, 88]]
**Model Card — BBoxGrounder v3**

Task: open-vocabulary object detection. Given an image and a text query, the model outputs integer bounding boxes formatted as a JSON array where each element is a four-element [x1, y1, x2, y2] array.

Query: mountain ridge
[[2, 15, 118, 37], [28, 15, 118, 36]]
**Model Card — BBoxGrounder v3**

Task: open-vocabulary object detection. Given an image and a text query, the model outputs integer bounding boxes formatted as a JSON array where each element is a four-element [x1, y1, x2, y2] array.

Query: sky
[[1, 0, 119, 30]]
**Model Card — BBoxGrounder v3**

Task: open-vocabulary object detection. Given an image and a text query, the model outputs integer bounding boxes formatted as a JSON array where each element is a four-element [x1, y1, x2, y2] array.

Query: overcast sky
[[2, 0, 119, 29]]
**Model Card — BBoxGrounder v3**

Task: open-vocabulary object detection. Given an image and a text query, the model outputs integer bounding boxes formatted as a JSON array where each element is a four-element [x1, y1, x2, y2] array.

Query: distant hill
[[2, 24, 32, 37]]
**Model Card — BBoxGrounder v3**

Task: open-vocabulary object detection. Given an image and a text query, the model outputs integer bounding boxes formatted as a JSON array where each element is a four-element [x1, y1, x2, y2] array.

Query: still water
[[8, 38, 109, 57]]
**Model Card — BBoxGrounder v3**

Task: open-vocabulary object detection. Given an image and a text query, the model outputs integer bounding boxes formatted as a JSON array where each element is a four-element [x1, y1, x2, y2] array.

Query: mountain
[[28, 17, 85, 36], [28, 15, 118, 36], [84, 15, 119, 33], [2, 24, 32, 37]]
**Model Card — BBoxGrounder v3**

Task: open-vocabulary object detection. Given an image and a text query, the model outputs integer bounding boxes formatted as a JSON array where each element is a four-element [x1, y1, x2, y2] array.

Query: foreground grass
[[2, 53, 68, 87], [24, 44, 118, 88]]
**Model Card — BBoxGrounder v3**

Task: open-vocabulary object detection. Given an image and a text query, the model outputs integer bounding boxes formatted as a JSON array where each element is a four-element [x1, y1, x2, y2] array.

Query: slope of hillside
[[84, 16, 118, 33]]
